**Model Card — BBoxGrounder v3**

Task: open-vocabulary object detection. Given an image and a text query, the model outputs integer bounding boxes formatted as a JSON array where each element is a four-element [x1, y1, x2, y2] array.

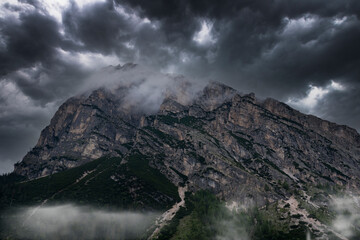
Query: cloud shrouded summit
[[0, 0, 360, 173]]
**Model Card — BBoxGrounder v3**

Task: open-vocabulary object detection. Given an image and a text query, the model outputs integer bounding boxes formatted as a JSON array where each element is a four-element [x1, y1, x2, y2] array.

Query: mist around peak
[[76, 63, 208, 115]]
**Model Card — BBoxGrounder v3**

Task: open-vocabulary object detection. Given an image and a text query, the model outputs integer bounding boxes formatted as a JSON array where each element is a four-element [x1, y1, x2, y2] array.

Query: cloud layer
[[4, 204, 157, 239], [1, 0, 360, 173]]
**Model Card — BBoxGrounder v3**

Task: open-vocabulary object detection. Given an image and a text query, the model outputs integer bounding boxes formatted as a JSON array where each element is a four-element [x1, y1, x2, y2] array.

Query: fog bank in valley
[[4, 204, 158, 240]]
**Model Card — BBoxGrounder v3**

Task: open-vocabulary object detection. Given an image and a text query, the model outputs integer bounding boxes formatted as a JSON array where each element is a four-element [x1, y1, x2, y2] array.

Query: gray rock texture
[[14, 79, 360, 204]]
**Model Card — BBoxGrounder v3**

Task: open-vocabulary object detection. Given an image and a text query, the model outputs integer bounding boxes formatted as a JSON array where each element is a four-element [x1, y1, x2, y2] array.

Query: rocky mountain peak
[[195, 81, 237, 111], [13, 77, 360, 213], [201, 81, 237, 98], [159, 98, 187, 114], [103, 62, 138, 72]]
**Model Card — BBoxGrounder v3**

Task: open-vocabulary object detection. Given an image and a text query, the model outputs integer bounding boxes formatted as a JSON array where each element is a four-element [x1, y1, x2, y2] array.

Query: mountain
[[2, 65, 360, 239]]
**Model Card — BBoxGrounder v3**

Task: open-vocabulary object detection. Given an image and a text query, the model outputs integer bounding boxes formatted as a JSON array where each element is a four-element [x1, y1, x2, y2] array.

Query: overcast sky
[[1, 0, 360, 174]]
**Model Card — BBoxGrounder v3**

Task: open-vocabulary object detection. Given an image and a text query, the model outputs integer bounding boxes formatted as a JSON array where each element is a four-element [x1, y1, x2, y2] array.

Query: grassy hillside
[[0, 154, 179, 211]]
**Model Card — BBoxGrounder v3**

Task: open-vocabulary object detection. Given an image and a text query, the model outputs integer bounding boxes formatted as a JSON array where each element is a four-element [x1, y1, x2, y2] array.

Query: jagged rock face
[[134, 84, 360, 204], [14, 81, 360, 204], [14, 88, 139, 178]]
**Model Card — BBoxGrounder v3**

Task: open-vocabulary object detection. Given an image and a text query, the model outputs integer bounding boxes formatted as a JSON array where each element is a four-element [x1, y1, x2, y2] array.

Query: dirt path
[[148, 186, 187, 239]]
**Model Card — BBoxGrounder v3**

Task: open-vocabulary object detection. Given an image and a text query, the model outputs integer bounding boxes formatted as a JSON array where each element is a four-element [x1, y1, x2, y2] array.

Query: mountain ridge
[[14, 72, 360, 197], [3, 66, 360, 239]]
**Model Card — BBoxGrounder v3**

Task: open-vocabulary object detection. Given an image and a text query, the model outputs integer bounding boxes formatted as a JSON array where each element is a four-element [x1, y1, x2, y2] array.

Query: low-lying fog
[[3, 195, 360, 239], [331, 195, 360, 238], [4, 204, 158, 240]]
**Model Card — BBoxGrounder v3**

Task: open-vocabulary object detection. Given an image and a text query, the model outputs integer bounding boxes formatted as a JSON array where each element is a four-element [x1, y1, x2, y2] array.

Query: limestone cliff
[[14, 74, 360, 206]]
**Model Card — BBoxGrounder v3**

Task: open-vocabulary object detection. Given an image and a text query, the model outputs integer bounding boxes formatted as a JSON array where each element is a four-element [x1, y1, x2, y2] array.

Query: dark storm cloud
[[120, 0, 360, 20], [233, 15, 360, 96], [0, 0, 360, 173], [117, 0, 360, 89], [9, 60, 90, 104], [0, 1, 101, 173], [61, 1, 198, 67], [315, 85, 360, 130], [62, 1, 127, 54], [0, 1, 95, 104], [115, 0, 360, 131], [0, 12, 61, 75]]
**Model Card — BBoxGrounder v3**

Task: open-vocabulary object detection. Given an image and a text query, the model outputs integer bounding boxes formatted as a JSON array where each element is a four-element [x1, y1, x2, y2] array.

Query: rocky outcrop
[[132, 84, 360, 204], [14, 75, 360, 205], [14, 88, 139, 179]]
